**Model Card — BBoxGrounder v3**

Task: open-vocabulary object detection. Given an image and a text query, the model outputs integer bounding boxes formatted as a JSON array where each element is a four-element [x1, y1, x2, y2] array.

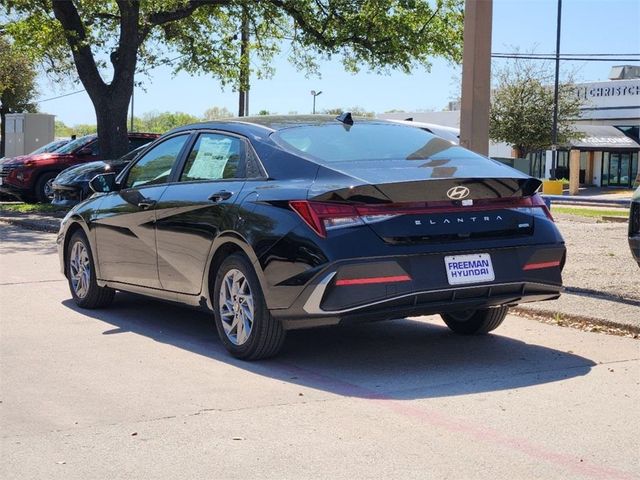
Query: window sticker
[[187, 136, 233, 180]]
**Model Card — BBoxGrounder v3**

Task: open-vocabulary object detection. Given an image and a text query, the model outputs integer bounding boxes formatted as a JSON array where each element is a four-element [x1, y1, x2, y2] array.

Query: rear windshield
[[56, 135, 96, 154], [273, 123, 456, 163]]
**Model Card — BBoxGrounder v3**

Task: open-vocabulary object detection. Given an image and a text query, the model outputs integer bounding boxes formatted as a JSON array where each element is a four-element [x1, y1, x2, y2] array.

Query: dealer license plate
[[444, 253, 495, 285]]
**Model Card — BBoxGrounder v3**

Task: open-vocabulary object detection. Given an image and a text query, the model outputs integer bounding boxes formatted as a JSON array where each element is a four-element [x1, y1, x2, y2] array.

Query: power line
[[37, 89, 86, 103], [491, 54, 640, 62], [36, 54, 189, 104], [493, 52, 640, 57]]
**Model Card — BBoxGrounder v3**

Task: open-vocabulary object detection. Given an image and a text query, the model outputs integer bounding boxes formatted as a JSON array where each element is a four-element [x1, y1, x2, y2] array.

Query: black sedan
[[52, 145, 147, 207], [57, 115, 566, 360]]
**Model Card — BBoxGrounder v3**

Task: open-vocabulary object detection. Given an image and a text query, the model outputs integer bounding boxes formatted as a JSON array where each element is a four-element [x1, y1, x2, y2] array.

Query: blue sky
[[38, 0, 640, 126]]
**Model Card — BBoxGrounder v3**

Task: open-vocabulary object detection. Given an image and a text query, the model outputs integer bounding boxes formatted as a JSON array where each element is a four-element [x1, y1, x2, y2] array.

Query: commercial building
[[379, 66, 640, 188]]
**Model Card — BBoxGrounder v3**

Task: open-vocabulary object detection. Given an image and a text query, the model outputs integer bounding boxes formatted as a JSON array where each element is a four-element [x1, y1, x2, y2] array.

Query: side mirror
[[89, 172, 117, 193], [77, 147, 94, 156]]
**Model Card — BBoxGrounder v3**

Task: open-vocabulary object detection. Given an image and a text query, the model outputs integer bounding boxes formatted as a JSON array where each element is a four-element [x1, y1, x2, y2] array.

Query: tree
[[133, 110, 201, 133], [323, 106, 375, 118], [0, 37, 38, 156], [203, 106, 234, 120], [489, 58, 582, 158], [5, 0, 463, 158]]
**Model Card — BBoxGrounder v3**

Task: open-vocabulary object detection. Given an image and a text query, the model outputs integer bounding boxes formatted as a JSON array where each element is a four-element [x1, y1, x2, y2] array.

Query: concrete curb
[[542, 194, 631, 207], [512, 305, 640, 336]]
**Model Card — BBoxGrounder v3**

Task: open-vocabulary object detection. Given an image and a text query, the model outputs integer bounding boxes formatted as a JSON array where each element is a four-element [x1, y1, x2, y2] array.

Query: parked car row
[[0, 133, 158, 203]]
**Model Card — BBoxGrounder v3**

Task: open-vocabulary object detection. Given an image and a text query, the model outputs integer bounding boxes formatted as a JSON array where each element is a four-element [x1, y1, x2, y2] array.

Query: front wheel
[[213, 253, 285, 360], [66, 231, 115, 308], [441, 306, 509, 335], [35, 172, 58, 203]]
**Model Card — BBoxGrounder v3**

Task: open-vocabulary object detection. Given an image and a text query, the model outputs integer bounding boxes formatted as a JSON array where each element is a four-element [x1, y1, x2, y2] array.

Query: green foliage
[[203, 106, 234, 120], [323, 106, 375, 118], [5, 0, 463, 91], [132, 110, 201, 133], [4, 1, 463, 157], [489, 59, 583, 157], [257, 109, 271, 116], [0, 37, 38, 114], [54, 120, 96, 137]]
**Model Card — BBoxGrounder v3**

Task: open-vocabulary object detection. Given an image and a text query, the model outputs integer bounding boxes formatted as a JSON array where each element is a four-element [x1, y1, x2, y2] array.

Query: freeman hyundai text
[[58, 115, 566, 360]]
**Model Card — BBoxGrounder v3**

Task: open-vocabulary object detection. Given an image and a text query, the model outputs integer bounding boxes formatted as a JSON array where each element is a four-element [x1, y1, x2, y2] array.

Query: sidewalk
[[0, 210, 63, 233], [542, 186, 634, 207]]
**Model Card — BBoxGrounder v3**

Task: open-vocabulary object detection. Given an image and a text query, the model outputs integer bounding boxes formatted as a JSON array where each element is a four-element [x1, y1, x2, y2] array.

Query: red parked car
[[0, 132, 158, 203]]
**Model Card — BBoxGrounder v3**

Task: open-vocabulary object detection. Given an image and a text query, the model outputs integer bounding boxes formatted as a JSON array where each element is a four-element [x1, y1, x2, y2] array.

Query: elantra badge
[[446, 186, 470, 200]]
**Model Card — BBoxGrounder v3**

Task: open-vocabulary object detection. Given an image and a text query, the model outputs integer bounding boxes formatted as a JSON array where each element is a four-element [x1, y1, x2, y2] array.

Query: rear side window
[[129, 137, 155, 151], [125, 135, 189, 188], [273, 123, 458, 163], [180, 133, 243, 182]]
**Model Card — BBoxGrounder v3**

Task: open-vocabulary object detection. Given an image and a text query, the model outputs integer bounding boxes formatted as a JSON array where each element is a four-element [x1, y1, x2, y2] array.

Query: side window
[[180, 133, 244, 182], [125, 134, 189, 189], [89, 141, 99, 156]]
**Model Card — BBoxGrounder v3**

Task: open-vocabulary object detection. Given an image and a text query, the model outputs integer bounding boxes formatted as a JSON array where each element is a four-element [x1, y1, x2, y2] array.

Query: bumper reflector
[[523, 260, 561, 271], [335, 275, 411, 286]]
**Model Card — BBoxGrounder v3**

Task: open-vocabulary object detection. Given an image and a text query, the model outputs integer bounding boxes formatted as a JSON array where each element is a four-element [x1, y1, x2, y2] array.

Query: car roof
[[169, 115, 395, 139]]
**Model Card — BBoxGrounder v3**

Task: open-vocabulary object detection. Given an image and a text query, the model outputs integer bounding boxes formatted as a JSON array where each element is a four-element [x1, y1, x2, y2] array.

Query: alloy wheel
[[44, 178, 55, 200], [69, 240, 91, 299], [219, 269, 254, 345]]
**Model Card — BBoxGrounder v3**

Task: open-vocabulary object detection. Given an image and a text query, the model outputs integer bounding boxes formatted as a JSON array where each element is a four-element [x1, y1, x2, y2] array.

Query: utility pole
[[459, 0, 493, 156], [130, 72, 135, 131], [238, 7, 250, 117], [550, 0, 563, 178]]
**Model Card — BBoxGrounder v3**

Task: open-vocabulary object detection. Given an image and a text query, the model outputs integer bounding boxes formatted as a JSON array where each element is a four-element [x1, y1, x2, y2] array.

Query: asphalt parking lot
[[1, 224, 639, 480]]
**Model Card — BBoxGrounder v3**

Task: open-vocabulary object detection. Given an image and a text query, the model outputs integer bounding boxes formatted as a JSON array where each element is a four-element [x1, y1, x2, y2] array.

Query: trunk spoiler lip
[[308, 176, 543, 204]]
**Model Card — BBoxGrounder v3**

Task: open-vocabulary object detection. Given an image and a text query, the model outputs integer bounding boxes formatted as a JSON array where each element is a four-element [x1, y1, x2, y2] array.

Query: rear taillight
[[529, 193, 555, 222], [289, 200, 398, 237], [290, 194, 555, 237]]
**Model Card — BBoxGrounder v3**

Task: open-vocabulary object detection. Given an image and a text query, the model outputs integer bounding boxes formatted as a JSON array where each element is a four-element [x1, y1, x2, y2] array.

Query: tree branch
[[51, 0, 106, 95]]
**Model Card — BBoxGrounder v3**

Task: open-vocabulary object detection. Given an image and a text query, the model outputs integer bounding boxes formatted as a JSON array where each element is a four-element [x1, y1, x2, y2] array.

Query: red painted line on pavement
[[272, 361, 637, 480]]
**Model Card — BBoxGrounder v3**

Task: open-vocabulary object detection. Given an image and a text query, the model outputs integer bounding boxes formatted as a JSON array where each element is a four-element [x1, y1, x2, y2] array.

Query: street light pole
[[311, 90, 322, 114], [551, 0, 563, 178]]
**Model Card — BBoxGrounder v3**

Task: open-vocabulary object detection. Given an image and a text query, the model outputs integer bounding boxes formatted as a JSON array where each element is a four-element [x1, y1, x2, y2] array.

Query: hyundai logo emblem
[[446, 186, 470, 200]]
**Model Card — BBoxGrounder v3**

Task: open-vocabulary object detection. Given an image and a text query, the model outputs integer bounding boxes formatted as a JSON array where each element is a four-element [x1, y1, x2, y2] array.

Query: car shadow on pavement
[[0, 223, 58, 255], [62, 292, 596, 401]]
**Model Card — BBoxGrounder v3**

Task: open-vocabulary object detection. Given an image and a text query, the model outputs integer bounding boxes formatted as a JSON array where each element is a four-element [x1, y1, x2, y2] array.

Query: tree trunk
[[93, 91, 131, 159]]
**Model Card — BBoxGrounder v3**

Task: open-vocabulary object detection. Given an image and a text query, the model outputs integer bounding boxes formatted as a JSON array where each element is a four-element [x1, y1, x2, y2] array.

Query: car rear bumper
[[272, 243, 565, 328]]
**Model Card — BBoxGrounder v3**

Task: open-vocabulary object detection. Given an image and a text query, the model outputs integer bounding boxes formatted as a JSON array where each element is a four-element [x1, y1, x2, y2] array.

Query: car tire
[[213, 253, 285, 360], [441, 306, 509, 335], [35, 172, 58, 203], [66, 230, 115, 309]]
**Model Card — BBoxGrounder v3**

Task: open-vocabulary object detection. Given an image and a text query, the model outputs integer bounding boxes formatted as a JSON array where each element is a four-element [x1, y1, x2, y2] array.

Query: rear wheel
[[441, 306, 509, 335], [213, 253, 285, 360], [35, 172, 58, 203], [66, 231, 115, 308]]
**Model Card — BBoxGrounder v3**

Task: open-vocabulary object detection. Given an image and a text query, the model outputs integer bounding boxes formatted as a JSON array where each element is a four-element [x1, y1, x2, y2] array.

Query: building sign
[[575, 78, 640, 121]]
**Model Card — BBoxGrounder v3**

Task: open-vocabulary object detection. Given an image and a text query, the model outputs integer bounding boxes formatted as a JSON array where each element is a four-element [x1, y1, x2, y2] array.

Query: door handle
[[208, 190, 233, 202], [137, 199, 157, 210]]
